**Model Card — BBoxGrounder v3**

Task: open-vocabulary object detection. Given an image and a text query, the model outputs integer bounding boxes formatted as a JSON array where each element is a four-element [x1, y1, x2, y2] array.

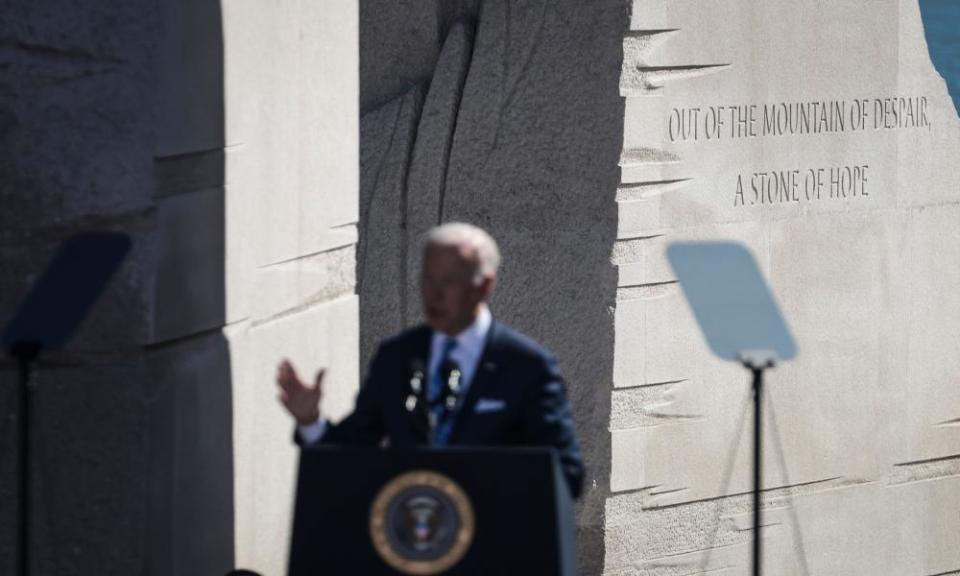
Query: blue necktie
[[429, 338, 457, 446]]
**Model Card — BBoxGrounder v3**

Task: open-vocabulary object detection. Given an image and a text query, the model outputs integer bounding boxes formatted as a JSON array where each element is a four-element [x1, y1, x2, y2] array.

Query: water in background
[[919, 0, 960, 115]]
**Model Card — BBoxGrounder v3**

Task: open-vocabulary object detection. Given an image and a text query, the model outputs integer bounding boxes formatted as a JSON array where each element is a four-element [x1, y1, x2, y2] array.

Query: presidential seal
[[369, 470, 475, 575]]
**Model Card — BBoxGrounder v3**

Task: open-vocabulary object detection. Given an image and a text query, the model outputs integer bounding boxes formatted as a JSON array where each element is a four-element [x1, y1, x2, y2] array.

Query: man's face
[[420, 243, 492, 336]]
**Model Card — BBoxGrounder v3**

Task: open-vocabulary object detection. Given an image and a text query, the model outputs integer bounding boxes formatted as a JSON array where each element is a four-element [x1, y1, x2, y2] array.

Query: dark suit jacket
[[312, 320, 584, 498]]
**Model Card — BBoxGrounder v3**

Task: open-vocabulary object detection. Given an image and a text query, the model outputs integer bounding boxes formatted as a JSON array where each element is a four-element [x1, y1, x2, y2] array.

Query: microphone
[[406, 358, 431, 438], [440, 360, 462, 411], [405, 358, 425, 413]]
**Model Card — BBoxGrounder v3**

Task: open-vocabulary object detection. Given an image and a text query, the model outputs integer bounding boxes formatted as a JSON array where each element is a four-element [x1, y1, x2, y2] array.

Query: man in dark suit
[[276, 223, 583, 497]]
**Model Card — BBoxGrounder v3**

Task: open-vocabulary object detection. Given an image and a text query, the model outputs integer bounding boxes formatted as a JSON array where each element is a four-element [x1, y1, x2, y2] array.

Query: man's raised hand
[[276, 359, 324, 425]]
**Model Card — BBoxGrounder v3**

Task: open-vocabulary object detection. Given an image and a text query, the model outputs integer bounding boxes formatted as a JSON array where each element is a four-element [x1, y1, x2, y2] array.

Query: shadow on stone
[[0, 0, 234, 574]]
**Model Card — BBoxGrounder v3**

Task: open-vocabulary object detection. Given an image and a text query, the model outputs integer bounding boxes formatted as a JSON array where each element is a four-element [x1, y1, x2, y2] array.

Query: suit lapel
[[448, 320, 502, 444], [410, 325, 432, 370]]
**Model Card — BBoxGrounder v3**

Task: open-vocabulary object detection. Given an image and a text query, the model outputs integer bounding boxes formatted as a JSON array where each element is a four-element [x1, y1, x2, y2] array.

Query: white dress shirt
[[427, 304, 491, 403], [297, 305, 493, 444]]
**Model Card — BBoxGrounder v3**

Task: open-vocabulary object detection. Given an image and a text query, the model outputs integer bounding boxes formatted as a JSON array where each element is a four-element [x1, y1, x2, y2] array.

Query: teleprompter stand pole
[[13, 344, 38, 576], [751, 365, 763, 576], [741, 352, 774, 576]]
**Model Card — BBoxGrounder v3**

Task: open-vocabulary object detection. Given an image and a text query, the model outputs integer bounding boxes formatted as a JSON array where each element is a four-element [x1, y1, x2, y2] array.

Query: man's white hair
[[426, 222, 501, 283]]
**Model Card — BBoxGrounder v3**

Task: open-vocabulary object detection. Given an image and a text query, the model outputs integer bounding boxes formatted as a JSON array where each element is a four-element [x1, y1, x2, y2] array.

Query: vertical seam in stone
[[487, 4, 509, 165], [437, 22, 478, 226], [502, 3, 547, 112], [399, 93, 425, 327], [357, 101, 404, 296]]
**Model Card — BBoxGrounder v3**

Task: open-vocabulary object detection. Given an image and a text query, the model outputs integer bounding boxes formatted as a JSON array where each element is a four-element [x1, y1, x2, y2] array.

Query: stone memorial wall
[[2, 0, 956, 574], [219, 2, 359, 574], [356, 2, 626, 573], [2, 2, 358, 575], [2, 3, 166, 573], [607, 0, 960, 574]]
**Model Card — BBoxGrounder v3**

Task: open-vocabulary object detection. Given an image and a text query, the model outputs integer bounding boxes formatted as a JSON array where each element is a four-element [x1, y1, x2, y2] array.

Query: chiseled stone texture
[[222, 0, 359, 278], [2, 2, 359, 575], [0, 364, 151, 576], [0, 2, 158, 229], [231, 295, 359, 574], [0, 1, 160, 574], [358, 86, 424, 370], [359, 0, 440, 113], [605, 473, 960, 575], [610, 0, 960, 573], [358, 3, 626, 573], [403, 20, 476, 325], [222, 1, 360, 574], [144, 334, 234, 576], [150, 186, 226, 343], [155, 0, 224, 157], [434, 0, 628, 572]]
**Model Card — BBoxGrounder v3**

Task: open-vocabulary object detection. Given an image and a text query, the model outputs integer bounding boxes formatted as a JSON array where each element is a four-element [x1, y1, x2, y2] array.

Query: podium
[[288, 447, 576, 576]]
